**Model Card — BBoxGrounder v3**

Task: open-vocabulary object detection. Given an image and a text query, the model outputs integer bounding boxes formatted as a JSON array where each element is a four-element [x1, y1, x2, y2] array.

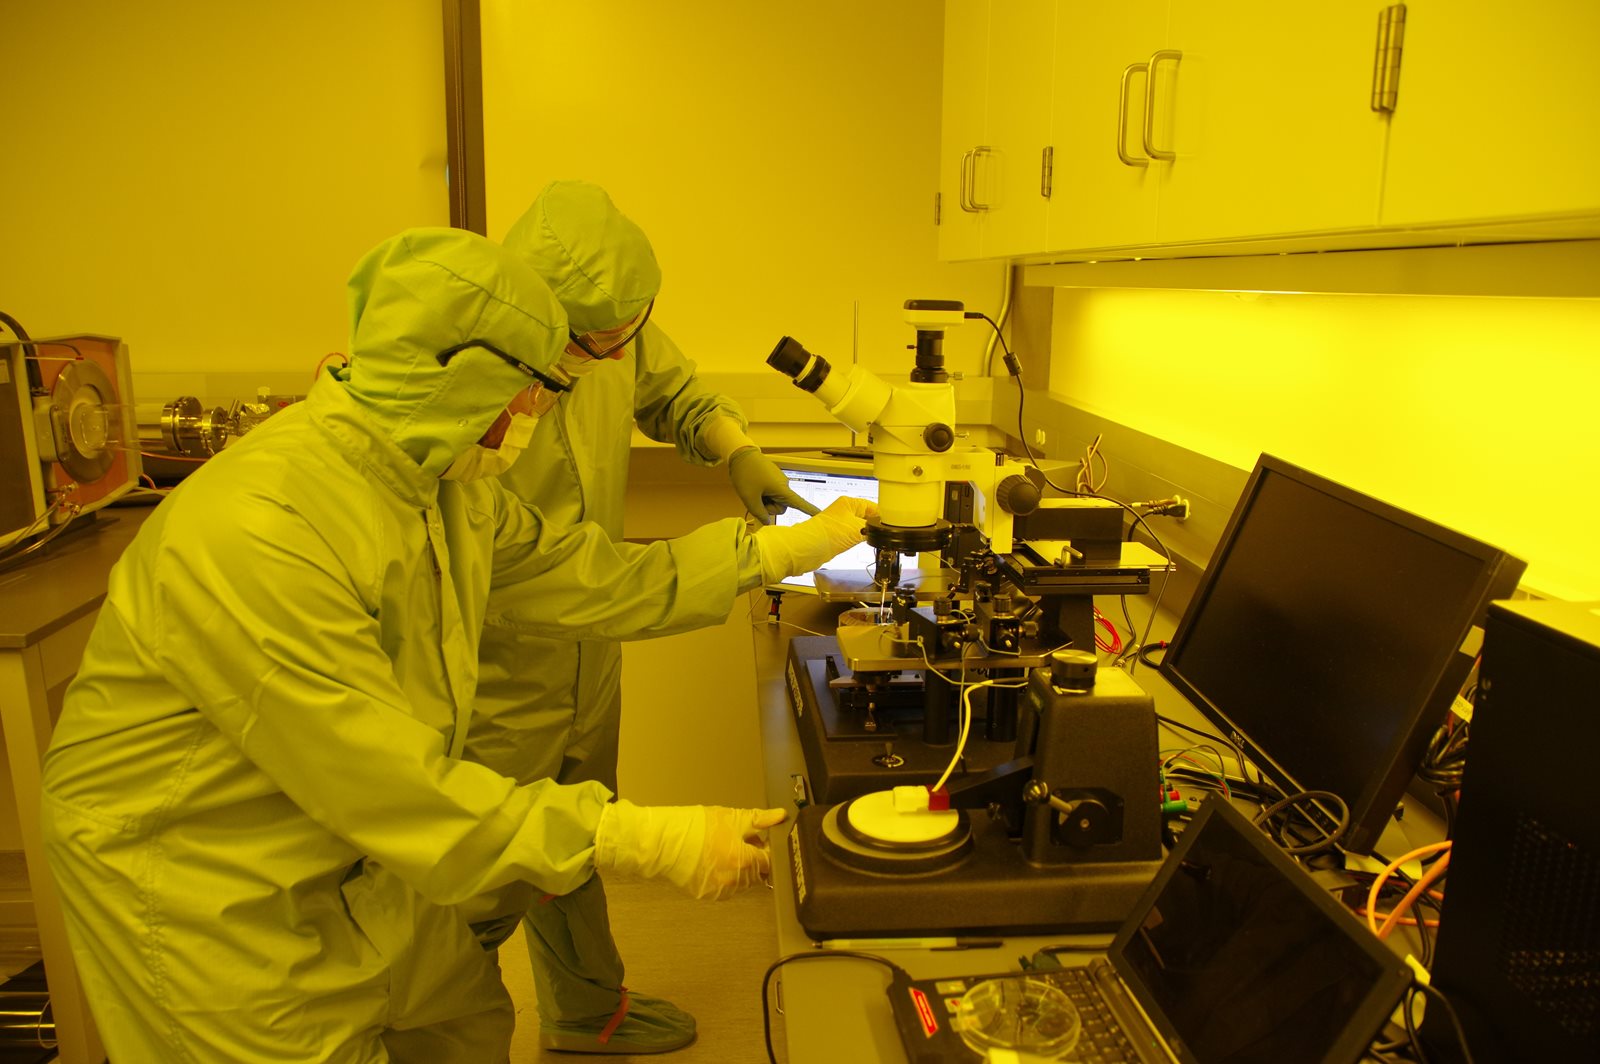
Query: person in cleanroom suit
[[39, 227, 871, 1062], [469, 180, 818, 1055]]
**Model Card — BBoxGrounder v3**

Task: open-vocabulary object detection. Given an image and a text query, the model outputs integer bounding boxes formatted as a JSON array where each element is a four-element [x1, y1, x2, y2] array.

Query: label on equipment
[[787, 660, 805, 719], [910, 988, 940, 1037], [789, 832, 806, 904]]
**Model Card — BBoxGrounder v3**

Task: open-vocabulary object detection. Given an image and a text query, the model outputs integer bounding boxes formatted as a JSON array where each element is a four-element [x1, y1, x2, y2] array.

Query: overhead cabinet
[[939, 0, 1600, 262], [1380, 0, 1600, 230], [938, 0, 1056, 261]]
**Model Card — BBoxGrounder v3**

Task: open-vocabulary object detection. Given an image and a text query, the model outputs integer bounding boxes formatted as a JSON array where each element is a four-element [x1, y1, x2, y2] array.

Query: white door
[[939, 0, 991, 261], [1382, 0, 1600, 227], [1047, 0, 1168, 252], [981, 0, 1058, 258], [1158, 0, 1388, 245]]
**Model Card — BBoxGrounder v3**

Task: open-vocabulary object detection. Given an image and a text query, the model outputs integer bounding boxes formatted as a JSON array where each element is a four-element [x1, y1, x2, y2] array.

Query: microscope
[[766, 301, 1171, 937]]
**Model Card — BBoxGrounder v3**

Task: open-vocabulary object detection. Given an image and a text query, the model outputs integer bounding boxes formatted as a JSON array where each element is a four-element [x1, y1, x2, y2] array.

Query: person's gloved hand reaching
[[703, 416, 820, 523], [592, 800, 788, 900], [753, 496, 874, 584], [729, 447, 821, 524]]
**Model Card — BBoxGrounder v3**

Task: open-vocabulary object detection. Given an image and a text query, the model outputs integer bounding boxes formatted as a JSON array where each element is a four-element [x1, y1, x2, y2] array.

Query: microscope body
[[768, 301, 1162, 824], [771, 303, 1169, 935]]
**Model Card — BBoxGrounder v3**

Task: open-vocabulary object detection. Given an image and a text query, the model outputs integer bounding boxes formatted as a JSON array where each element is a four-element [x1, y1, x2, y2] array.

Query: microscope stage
[[783, 637, 1019, 803]]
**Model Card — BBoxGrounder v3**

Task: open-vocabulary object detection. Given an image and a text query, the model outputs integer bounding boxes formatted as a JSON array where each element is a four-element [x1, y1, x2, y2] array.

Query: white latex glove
[[593, 799, 789, 901], [753, 496, 875, 584]]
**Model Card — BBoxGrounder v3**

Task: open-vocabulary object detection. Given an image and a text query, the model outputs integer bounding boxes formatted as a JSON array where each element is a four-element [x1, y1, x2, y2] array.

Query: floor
[[501, 874, 783, 1063]]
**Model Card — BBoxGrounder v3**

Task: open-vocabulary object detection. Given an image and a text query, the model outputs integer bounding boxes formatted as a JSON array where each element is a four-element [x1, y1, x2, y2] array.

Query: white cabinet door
[[939, 0, 990, 262], [980, 0, 1057, 258], [1048, 1, 1167, 251], [1157, 0, 1387, 244], [1382, 0, 1600, 227]]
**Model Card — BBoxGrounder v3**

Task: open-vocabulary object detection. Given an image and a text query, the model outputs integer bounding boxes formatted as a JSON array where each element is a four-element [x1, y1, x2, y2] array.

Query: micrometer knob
[[1057, 797, 1113, 846], [922, 422, 955, 452], [996, 474, 1042, 515]]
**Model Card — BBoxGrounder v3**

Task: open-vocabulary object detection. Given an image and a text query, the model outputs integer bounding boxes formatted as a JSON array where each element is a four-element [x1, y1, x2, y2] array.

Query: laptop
[[888, 799, 1412, 1063]]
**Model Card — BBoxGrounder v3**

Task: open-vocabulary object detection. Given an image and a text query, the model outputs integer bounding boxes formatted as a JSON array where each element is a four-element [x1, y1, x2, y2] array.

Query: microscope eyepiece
[[767, 336, 831, 394]]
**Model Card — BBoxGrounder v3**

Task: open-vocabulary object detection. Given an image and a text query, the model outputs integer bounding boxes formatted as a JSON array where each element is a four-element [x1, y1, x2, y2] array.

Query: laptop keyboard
[[1046, 967, 1140, 1064]]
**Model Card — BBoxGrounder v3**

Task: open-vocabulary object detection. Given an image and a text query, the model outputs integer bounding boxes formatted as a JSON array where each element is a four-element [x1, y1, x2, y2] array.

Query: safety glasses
[[567, 300, 653, 360], [435, 341, 570, 393]]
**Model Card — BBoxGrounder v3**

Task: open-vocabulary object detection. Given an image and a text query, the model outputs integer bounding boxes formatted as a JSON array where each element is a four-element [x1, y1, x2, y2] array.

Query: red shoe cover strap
[[597, 987, 631, 1044]]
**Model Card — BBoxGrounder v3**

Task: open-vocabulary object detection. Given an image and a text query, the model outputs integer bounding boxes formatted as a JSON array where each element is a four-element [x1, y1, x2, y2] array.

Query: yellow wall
[[10, 1, 1595, 603], [480, 0, 1003, 380], [1049, 286, 1600, 600], [1, 0, 448, 378]]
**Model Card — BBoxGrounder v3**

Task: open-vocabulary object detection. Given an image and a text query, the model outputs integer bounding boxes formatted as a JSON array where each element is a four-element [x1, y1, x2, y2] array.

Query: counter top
[[751, 588, 1446, 1062], [0, 505, 153, 648], [752, 591, 1111, 1062]]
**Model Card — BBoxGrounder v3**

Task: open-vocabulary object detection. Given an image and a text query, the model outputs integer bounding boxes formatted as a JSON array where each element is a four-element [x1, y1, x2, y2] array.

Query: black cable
[[967, 313, 1175, 677], [0, 311, 39, 388], [1418, 717, 1469, 793], [1414, 982, 1476, 1064], [1136, 641, 1168, 669], [1412, 890, 1440, 970], [1252, 788, 1350, 856], [1403, 985, 1433, 1064], [1155, 713, 1231, 749], [1117, 594, 1138, 646], [1162, 767, 1269, 802], [761, 950, 906, 1063], [0, 310, 32, 345]]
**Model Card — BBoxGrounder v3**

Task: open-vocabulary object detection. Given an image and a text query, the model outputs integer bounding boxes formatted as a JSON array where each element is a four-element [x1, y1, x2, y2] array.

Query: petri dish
[[955, 976, 1081, 1059]]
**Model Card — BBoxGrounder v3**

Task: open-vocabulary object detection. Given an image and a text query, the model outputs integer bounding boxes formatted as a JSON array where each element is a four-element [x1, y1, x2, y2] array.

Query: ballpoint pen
[[814, 936, 1004, 951]]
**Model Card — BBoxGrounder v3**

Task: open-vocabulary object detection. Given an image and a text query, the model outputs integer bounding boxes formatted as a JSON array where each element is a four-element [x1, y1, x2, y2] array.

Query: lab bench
[[751, 589, 1445, 1063], [0, 509, 153, 1064], [752, 591, 1112, 1063]]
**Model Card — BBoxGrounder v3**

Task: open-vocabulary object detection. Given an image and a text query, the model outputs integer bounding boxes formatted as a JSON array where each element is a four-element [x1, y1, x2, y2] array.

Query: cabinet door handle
[[1118, 62, 1151, 167], [1143, 49, 1182, 161], [962, 146, 993, 212]]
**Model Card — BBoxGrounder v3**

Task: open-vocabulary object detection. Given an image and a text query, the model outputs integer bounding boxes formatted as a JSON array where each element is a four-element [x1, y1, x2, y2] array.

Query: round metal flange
[[49, 360, 117, 481], [818, 792, 974, 875], [865, 515, 951, 553]]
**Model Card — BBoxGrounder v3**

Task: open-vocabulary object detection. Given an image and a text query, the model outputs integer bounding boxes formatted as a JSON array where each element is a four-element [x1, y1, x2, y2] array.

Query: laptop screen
[[1112, 801, 1411, 1063]]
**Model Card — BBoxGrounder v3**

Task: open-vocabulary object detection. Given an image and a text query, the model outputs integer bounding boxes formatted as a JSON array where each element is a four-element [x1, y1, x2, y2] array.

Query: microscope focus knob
[[922, 422, 955, 452], [1057, 797, 1113, 846], [996, 474, 1042, 515], [1050, 649, 1097, 691]]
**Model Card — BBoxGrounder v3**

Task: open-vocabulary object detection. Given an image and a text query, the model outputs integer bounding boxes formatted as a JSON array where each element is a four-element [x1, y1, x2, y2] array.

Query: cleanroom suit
[[469, 181, 813, 1053], [471, 326, 735, 789], [39, 228, 823, 1062]]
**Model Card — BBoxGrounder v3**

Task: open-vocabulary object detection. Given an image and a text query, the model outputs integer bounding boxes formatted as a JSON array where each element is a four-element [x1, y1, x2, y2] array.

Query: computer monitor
[[1160, 454, 1525, 855], [767, 452, 880, 593]]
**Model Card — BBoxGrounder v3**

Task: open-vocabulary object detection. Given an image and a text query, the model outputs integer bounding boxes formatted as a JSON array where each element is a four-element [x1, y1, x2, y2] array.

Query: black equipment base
[[787, 803, 1165, 938]]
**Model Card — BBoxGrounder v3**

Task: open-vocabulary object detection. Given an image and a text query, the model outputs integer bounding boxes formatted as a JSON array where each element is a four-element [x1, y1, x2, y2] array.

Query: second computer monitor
[[1160, 454, 1525, 855]]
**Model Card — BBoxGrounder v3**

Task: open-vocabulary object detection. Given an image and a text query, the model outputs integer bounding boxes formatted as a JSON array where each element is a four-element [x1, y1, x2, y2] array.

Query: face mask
[[441, 412, 540, 482], [552, 349, 607, 388]]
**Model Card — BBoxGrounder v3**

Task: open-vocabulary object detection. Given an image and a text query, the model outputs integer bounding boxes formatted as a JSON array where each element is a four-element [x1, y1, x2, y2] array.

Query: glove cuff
[[592, 799, 707, 889], [593, 800, 630, 872], [701, 416, 757, 464]]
